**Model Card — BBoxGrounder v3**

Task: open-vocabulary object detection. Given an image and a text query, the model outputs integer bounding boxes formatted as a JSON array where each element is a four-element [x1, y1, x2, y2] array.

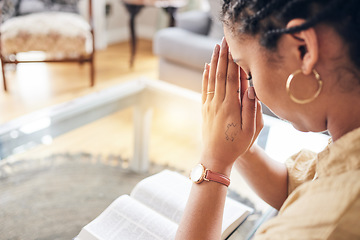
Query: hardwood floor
[[1, 40, 202, 172], [0, 40, 158, 123]]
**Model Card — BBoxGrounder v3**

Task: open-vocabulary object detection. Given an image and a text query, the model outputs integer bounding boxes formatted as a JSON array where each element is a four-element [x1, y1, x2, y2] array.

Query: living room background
[[84, 0, 208, 50]]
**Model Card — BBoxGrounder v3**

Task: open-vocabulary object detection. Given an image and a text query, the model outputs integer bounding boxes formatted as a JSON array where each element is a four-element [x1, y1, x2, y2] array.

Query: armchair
[[0, 0, 95, 92]]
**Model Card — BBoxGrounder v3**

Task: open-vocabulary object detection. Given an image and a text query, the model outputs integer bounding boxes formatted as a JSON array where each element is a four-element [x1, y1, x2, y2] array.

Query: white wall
[[80, 0, 207, 49], [79, 0, 107, 49], [104, 0, 173, 45]]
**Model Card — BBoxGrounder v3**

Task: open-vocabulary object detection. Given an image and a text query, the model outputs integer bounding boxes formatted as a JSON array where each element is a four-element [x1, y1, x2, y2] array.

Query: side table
[[121, 0, 188, 67]]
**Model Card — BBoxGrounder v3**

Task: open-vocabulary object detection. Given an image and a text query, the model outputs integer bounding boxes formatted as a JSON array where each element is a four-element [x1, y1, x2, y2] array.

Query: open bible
[[75, 170, 253, 240]]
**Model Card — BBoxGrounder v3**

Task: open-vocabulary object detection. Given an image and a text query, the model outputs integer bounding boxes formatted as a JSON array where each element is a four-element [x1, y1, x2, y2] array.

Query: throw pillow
[[18, 0, 79, 15], [49, 0, 79, 13], [1, 0, 20, 22], [18, 0, 46, 15]]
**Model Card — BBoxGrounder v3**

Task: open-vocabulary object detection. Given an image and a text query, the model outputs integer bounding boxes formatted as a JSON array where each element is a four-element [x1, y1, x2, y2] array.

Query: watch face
[[190, 164, 205, 183]]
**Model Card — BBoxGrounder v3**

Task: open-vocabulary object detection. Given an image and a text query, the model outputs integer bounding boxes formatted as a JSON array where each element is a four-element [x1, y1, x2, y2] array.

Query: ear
[[286, 19, 319, 75]]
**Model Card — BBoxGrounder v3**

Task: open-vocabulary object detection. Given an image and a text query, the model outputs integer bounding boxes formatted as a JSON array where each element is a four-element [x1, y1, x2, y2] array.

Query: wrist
[[190, 163, 231, 187], [199, 155, 233, 177], [236, 144, 262, 169], [240, 144, 259, 160]]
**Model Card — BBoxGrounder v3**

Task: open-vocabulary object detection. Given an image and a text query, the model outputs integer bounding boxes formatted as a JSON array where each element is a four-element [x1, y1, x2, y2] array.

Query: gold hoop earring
[[286, 69, 323, 104]]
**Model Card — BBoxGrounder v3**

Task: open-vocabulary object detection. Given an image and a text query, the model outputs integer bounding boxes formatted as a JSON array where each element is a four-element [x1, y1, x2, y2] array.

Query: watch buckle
[[203, 169, 210, 182]]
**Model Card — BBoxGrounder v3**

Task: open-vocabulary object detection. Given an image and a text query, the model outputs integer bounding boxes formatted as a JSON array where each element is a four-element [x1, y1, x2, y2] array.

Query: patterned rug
[[0, 153, 258, 240], [0, 153, 174, 240]]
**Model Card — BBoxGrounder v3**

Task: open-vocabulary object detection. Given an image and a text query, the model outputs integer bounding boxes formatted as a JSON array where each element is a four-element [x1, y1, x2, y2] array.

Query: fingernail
[[215, 44, 220, 53], [248, 87, 256, 100], [221, 37, 227, 49], [212, 45, 219, 59], [204, 63, 207, 70]]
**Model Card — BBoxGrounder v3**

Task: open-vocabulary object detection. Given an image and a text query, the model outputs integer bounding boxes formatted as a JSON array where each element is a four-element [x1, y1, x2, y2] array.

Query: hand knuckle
[[227, 72, 236, 81], [243, 126, 254, 136], [216, 72, 225, 80], [224, 96, 235, 104], [205, 103, 211, 112]]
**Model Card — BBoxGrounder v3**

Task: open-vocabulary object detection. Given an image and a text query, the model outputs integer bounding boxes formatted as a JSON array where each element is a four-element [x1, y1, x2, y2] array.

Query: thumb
[[241, 87, 257, 137]]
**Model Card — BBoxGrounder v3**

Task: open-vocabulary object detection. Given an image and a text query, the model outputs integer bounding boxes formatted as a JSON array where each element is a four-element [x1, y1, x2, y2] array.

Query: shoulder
[[254, 170, 360, 240], [327, 193, 360, 240], [285, 149, 317, 194]]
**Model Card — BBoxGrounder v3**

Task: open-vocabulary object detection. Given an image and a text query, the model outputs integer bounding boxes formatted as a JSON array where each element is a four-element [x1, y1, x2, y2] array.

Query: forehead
[[224, 27, 256, 60], [224, 25, 273, 65]]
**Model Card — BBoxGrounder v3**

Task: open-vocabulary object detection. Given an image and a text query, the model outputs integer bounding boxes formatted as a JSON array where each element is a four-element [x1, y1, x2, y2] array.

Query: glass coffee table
[[0, 79, 330, 239]]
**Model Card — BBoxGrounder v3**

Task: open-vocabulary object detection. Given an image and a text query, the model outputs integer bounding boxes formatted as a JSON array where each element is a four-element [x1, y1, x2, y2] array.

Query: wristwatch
[[189, 164, 230, 187]]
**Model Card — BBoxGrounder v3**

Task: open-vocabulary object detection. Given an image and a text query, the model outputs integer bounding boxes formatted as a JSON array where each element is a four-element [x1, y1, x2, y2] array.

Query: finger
[[214, 38, 228, 101], [241, 87, 257, 140], [202, 63, 210, 104], [255, 101, 264, 138], [240, 67, 249, 100], [225, 50, 240, 102], [249, 100, 263, 148], [207, 44, 220, 101]]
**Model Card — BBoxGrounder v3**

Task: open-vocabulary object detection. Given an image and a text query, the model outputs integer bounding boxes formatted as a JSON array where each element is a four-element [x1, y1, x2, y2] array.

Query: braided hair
[[221, 0, 360, 69]]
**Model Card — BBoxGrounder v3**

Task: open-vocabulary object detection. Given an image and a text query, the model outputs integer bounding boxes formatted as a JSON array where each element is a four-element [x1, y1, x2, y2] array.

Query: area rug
[[0, 153, 259, 240], [0, 152, 178, 240]]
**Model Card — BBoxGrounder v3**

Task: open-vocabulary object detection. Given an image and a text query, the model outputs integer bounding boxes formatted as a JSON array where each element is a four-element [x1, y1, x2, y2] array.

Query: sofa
[[153, 0, 223, 92], [153, 1, 275, 117]]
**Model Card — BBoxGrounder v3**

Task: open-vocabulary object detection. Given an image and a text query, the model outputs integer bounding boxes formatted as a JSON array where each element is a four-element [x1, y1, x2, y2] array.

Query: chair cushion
[[0, 11, 92, 59]]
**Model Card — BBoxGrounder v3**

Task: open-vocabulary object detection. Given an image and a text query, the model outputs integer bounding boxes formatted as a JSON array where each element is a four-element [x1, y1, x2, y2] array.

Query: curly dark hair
[[221, 0, 360, 69]]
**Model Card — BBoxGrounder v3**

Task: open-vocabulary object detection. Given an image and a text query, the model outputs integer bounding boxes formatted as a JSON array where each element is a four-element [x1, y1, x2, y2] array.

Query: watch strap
[[204, 169, 230, 187]]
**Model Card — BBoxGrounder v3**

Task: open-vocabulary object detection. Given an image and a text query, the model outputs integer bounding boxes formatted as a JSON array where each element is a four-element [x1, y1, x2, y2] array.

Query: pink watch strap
[[205, 170, 230, 187]]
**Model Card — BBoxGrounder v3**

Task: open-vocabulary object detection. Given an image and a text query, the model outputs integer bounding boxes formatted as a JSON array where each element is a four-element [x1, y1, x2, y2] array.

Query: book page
[[221, 197, 253, 239], [130, 170, 192, 224], [130, 170, 253, 239], [75, 195, 177, 240]]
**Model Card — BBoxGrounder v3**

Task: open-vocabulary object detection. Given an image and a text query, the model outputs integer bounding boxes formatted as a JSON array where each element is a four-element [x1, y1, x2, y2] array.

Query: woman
[[176, 0, 360, 239]]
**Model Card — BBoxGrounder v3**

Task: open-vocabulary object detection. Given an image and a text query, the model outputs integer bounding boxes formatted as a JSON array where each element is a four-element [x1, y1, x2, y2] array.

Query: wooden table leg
[[1, 57, 7, 92], [124, 3, 143, 68], [163, 7, 178, 27]]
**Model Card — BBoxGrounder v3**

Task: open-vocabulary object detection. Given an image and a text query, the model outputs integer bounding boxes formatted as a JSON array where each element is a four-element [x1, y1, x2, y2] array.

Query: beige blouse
[[254, 127, 360, 239]]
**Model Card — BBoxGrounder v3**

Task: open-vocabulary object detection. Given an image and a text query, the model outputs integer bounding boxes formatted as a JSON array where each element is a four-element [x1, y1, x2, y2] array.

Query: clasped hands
[[201, 38, 263, 171]]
